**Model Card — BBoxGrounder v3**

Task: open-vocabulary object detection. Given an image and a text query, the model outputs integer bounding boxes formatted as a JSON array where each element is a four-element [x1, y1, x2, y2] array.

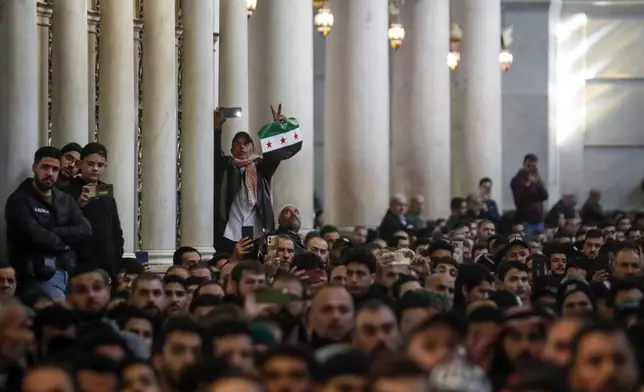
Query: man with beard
[[5, 146, 92, 297], [57, 142, 83, 189], [163, 275, 189, 315], [583, 229, 604, 259], [152, 317, 207, 392], [569, 323, 639, 392], [544, 242, 573, 277], [352, 300, 400, 354], [611, 243, 642, 278], [0, 262, 17, 296], [487, 307, 551, 391], [213, 105, 301, 254], [557, 279, 596, 318], [275, 204, 304, 251], [307, 285, 355, 351], [66, 268, 112, 314], [130, 272, 166, 317]]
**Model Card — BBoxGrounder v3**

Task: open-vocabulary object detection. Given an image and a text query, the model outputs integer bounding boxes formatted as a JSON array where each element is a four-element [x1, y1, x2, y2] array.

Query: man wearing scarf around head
[[214, 104, 302, 254]]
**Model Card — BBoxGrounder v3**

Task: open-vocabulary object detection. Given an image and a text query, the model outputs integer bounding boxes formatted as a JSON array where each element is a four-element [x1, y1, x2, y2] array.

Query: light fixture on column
[[447, 24, 463, 71], [388, 0, 405, 50], [314, 6, 334, 37], [500, 26, 514, 72], [247, 0, 258, 18]]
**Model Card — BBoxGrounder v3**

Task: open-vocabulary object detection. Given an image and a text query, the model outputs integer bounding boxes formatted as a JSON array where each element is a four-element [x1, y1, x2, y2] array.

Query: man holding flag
[[213, 104, 302, 254]]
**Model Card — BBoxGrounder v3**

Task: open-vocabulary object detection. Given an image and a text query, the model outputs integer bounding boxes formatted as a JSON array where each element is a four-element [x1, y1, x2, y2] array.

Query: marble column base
[[145, 250, 176, 274]]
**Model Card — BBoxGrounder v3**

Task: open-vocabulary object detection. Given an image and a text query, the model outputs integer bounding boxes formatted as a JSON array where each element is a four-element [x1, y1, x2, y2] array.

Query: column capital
[[37, 1, 53, 26], [88, 9, 100, 31]]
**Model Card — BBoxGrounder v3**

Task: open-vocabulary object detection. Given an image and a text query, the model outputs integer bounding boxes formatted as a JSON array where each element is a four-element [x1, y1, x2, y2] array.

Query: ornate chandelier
[[312, 0, 326, 8], [500, 26, 514, 72], [388, 0, 405, 50], [314, 7, 334, 37], [448, 24, 463, 71], [247, 0, 257, 18]]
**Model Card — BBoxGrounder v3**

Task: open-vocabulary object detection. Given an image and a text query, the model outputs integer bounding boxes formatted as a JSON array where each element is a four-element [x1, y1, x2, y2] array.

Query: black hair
[[317, 349, 370, 383], [173, 246, 201, 266], [389, 235, 409, 248], [433, 256, 459, 271], [34, 146, 62, 164], [391, 275, 419, 299], [524, 153, 538, 163], [585, 229, 604, 240], [607, 278, 643, 308], [564, 260, 588, 275], [194, 281, 224, 298], [429, 240, 454, 256], [79, 328, 132, 361], [304, 232, 323, 247], [116, 306, 159, 332], [186, 276, 208, 287], [189, 294, 222, 314], [368, 356, 428, 390], [211, 319, 251, 340], [33, 305, 78, 343], [257, 345, 318, 376], [320, 225, 339, 236], [73, 353, 123, 380], [357, 299, 392, 315], [406, 312, 468, 344], [152, 316, 207, 355], [131, 272, 163, 293], [178, 357, 261, 392], [61, 142, 83, 155], [81, 142, 108, 159], [341, 248, 378, 274], [599, 220, 616, 230], [453, 264, 494, 309], [163, 274, 187, 288], [498, 260, 528, 281], [450, 197, 466, 211], [230, 261, 265, 285], [479, 177, 492, 186], [119, 258, 145, 275]]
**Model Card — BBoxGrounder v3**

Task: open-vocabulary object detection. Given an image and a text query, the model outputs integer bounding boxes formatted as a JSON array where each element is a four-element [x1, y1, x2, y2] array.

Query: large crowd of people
[[0, 107, 643, 392]]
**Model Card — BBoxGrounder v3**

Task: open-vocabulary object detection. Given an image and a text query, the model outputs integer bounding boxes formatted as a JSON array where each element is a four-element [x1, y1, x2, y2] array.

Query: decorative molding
[[37, 1, 53, 27]]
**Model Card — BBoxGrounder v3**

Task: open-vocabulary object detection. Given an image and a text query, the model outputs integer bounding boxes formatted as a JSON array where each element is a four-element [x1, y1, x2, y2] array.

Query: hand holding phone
[[220, 107, 243, 119]]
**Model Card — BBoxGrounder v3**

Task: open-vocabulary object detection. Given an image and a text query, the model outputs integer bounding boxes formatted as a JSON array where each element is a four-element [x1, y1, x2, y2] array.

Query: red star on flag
[[266, 141, 272, 149], [280, 137, 286, 144], [293, 133, 299, 140]]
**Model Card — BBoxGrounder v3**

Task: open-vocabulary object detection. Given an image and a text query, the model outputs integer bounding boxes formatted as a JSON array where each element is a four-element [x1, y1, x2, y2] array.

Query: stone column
[[37, 1, 52, 147], [219, 0, 251, 148], [248, 0, 314, 227], [180, 0, 215, 256], [392, 0, 451, 219], [0, 0, 40, 257], [141, 0, 177, 267], [51, 0, 89, 147], [451, 0, 503, 204], [98, 0, 137, 255], [324, 0, 390, 226]]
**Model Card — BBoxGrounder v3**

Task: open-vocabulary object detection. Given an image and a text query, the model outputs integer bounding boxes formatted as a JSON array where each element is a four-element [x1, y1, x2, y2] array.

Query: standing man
[[405, 195, 426, 230], [5, 147, 92, 297], [479, 177, 501, 223], [379, 194, 412, 243], [56, 142, 83, 189], [213, 105, 302, 254], [66, 143, 124, 278], [511, 154, 549, 235]]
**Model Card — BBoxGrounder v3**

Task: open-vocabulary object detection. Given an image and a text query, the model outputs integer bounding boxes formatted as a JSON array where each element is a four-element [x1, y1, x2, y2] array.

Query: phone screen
[[135, 251, 149, 264], [221, 107, 243, 119], [241, 226, 254, 240], [452, 241, 464, 263]]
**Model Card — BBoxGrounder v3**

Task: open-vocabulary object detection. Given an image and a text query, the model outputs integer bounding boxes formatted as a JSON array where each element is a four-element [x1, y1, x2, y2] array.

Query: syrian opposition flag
[[259, 117, 302, 159]]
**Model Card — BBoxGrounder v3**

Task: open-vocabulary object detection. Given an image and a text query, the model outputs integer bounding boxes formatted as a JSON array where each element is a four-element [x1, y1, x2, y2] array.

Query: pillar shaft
[[98, 0, 137, 254], [392, 0, 451, 219], [324, 0, 390, 226], [248, 0, 314, 227]]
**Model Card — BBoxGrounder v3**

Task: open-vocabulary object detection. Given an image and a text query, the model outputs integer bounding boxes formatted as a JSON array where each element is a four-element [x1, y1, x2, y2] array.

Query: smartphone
[[391, 251, 411, 266], [299, 269, 326, 284], [87, 184, 97, 198], [220, 107, 243, 119], [530, 254, 548, 279], [266, 235, 278, 258], [452, 241, 464, 263], [241, 226, 254, 240], [254, 287, 297, 305]]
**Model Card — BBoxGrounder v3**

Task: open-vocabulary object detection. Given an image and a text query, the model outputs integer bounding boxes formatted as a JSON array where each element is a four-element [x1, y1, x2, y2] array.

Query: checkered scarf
[[233, 155, 262, 207]]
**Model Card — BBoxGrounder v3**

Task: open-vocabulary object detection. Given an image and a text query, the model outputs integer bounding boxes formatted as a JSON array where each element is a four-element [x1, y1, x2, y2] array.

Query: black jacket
[[214, 130, 300, 243], [379, 210, 411, 243], [65, 177, 124, 275], [4, 179, 92, 280]]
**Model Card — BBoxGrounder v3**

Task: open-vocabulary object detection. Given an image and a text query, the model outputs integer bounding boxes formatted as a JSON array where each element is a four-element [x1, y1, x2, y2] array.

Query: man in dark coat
[[379, 194, 413, 243], [65, 143, 124, 277], [5, 147, 92, 297], [214, 105, 301, 254], [511, 154, 549, 235]]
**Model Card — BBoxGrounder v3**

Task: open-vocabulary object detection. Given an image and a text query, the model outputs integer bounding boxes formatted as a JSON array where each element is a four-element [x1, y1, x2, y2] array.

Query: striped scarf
[[233, 155, 262, 207]]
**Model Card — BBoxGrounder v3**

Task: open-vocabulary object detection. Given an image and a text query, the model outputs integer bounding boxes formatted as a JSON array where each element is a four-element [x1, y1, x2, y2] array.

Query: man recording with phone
[[213, 104, 302, 254], [65, 143, 124, 278], [511, 153, 549, 236]]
